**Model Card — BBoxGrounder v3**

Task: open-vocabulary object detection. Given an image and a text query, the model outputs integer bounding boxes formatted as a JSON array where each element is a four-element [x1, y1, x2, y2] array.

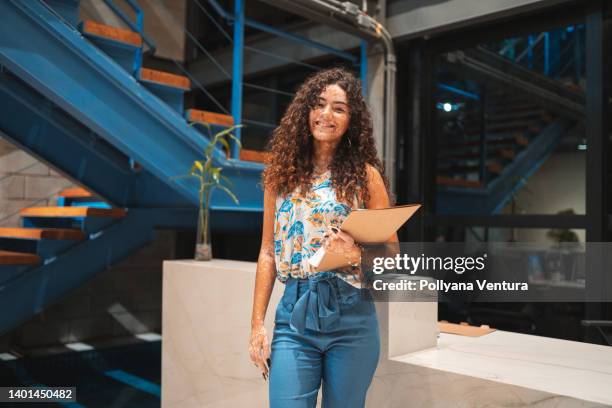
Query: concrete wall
[[80, 0, 187, 61], [501, 151, 586, 243], [387, 0, 576, 41], [0, 138, 75, 228], [1, 229, 178, 351]]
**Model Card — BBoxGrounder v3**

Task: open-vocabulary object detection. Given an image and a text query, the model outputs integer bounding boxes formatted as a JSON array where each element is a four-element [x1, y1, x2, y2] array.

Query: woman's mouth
[[315, 121, 335, 130]]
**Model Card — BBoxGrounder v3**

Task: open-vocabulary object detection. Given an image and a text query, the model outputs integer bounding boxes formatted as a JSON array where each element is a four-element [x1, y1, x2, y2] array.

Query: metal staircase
[[436, 25, 585, 215], [0, 0, 265, 334]]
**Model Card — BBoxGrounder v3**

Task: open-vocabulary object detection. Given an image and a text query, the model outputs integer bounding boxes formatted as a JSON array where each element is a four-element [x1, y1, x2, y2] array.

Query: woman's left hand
[[323, 226, 361, 265]]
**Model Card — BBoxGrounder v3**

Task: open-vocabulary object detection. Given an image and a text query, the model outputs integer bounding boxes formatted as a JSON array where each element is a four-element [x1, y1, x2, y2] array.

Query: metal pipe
[[379, 22, 397, 196], [360, 41, 367, 97]]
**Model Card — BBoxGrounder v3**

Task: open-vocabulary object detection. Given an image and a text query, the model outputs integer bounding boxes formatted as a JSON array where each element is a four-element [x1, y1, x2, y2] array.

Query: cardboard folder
[[308, 204, 421, 272]]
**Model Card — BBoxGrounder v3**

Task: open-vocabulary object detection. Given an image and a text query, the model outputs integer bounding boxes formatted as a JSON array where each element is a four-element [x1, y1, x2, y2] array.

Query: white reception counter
[[162, 259, 612, 407]]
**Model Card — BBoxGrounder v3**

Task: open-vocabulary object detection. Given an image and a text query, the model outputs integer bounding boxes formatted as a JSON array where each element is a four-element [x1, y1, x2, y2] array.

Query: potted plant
[[545, 208, 580, 282], [173, 124, 241, 260]]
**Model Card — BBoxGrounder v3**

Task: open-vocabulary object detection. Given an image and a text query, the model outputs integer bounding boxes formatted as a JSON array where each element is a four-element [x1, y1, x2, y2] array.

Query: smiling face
[[309, 84, 350, 144]]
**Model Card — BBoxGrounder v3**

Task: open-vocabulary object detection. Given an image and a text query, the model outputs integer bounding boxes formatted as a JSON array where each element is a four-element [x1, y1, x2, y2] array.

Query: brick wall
[[0, 138, 189, 352], [0, 138, 75, 227]]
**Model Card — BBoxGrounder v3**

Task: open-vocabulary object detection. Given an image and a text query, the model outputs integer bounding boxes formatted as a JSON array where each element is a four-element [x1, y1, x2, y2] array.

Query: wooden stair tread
[[139, 68, 190, 90], [239, 149, 268, 163], [514, 134, 530, 146], [58, 187, 93, 198], [436, 177, 483, 188], [0, 228, 85, 241], [82, 20, 142, 47], [438, 162, 503, 174], [187, 109, 234, 127], [500, 148, 516, 159], [20, 207, 126, 218], [487, 162, 503, 173], [438, 148, 514, 161], [0, 250, 40, 265]]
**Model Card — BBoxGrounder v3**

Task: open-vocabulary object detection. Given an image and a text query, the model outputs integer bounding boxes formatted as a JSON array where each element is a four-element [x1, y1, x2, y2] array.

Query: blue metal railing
[[196, 0, 368, 159], [77, 0, 367, 159], [100, 0, 156, 73], [492, 25, 585, 85]]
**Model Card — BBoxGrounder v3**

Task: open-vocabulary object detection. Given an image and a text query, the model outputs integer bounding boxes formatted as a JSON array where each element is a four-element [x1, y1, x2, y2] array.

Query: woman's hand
[[323, 226, 361, 267], [249, 324, 271, 379]]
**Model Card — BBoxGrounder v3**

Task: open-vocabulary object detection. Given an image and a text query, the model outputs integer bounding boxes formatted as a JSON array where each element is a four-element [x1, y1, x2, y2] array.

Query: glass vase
[[195, 206, 212, 261]]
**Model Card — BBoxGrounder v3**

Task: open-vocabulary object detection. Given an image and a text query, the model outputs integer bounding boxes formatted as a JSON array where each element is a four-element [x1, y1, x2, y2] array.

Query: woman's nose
[[320, 104, 332, 117]]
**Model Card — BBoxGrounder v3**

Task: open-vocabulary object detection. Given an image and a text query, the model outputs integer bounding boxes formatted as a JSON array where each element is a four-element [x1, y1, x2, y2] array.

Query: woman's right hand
[[249, 324, 271, 378]]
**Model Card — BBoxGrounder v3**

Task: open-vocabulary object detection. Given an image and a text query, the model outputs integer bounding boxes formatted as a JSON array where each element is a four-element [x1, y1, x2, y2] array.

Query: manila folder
[[308, 204, 421, 272]]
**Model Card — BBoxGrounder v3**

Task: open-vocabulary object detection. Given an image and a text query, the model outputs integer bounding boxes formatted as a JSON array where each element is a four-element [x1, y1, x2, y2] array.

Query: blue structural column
[[231, 0, 245, 158], [549, 29, 562, 78], [543, 32, 550, 76], [527, 35, 535, 69], [360, 41, 367, 97], [133, 4, 143, 74]]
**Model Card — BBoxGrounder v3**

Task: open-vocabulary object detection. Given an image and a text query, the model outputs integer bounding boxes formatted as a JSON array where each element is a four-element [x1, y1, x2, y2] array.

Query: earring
[[347, 137, 352, 148]]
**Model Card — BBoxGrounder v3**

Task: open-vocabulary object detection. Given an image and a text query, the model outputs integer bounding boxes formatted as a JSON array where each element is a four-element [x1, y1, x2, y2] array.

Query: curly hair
[[262, 67, 388, 205]]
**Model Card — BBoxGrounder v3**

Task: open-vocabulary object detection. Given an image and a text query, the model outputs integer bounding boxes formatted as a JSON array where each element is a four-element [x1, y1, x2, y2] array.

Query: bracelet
[[343, 245, 361, 268]]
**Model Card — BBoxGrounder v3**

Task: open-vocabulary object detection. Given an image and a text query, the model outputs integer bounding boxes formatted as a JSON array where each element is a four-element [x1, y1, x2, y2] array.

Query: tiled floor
[[0, 340, 161, 407]]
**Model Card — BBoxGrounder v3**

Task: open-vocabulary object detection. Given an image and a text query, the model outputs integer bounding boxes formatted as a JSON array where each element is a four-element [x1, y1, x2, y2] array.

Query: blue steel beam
[[206, 0, 357, 64], [437, 83, 480, 101], [0, 207, 197, 335], [231, 0, 245, 159], [244, 18, 358, 64], [437, 119, 572, 215], [0, 0, 264, 212], [0, 70, 192, 208]]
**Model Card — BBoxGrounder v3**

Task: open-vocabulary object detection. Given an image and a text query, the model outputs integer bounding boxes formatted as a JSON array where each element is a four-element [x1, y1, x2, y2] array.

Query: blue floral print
[[274, 171, 362, 286]]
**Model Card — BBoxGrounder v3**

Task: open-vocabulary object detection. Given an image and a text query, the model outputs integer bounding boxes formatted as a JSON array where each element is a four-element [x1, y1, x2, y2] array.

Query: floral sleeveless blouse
[[274, 170, 361, 286]]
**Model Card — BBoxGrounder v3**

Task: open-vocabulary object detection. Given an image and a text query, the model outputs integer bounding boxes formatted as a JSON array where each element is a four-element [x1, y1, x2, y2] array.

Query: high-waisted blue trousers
[[269, 272, 380, 408]]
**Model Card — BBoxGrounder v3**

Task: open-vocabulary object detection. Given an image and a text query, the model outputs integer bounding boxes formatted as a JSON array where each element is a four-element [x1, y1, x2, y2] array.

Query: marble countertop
[[393, 330, 612, 405], [164, 259, 257, 272]]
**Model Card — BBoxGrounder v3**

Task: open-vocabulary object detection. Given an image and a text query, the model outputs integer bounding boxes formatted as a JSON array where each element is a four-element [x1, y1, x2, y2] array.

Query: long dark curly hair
[[262, 67, 388, 205]]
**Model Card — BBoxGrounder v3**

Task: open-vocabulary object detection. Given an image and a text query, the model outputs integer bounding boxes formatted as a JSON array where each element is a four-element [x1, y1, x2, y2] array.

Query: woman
[[249, 67, 398, 407]]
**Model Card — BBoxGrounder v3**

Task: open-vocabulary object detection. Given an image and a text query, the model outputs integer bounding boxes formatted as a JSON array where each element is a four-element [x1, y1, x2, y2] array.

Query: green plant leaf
[[169, 174, 195, 181], [215, 137, 231, 153], [203, 122, 212, 138], [211, 167, 221, 183], [170, 123, 244, 214], [219, 174, 233, 186], [213, 124, 243, 141], [216, 184, 239, 204], [224, 131, 242, 148]]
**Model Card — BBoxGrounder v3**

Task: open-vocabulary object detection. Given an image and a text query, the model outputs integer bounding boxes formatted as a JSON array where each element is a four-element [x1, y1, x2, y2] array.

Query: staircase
[[436, 27, 584, 215], [0, 0, 265, 334]]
